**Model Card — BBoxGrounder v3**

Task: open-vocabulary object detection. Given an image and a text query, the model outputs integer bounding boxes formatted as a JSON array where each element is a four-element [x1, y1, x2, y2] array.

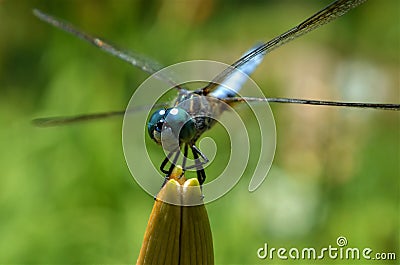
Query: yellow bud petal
[[137, 175, 213, 265]]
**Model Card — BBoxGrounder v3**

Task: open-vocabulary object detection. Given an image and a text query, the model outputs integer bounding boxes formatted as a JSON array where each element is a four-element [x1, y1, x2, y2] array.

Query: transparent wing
[[32, 110, 126, 127], [224, 97, 400, 111], [33, 9, 182, 89], [32, 103, 167, 127], [203, 0, 367, 94]]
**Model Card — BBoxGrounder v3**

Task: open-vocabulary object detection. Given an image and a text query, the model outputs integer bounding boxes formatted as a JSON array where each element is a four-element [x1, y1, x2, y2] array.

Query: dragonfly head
[[147, 107, 196, 148]]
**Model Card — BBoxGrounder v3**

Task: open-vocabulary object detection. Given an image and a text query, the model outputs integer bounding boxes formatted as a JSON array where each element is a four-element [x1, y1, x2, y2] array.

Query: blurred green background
[[0, 0, 398, 264]]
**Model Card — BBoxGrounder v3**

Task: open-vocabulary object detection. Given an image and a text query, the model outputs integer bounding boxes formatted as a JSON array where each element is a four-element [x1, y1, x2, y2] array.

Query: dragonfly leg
[[160, 151, 175, 174], [184, 144, 209, 171], [190, 145, 207, 185], [192, 144, 209, 164], [181, 144, 189, 178], [161, 150, 180, 187]]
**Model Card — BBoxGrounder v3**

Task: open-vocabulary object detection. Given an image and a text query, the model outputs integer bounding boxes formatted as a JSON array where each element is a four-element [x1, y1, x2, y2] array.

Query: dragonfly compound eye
[[147, 107, 196, 146], [147, 108, 167, 144], [156, 120, 164, 132], [164, 107, 196, 143]]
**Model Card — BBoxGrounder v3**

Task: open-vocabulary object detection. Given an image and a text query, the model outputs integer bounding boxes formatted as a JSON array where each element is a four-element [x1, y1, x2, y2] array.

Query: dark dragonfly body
[[32, 0, 400, 186], [147, 88, 234, 183], [147, 93, 231, 184], [147, 92, 221, 184], [171, 91, 220, 142]]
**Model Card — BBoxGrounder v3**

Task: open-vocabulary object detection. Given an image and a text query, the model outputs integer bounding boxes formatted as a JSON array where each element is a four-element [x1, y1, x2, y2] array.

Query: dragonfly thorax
[[147, 107, 196, 149]]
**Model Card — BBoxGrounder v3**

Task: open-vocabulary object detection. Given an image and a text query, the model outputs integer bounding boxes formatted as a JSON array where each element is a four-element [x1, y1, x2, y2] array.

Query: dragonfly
[[33, 0, 400, 187]]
